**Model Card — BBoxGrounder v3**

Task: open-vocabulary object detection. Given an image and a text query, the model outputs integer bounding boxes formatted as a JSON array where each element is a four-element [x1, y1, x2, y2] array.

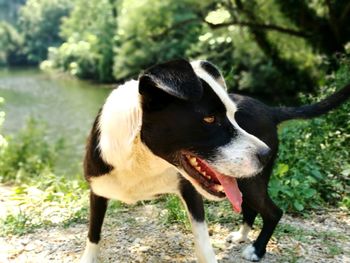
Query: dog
[[80, 59, 350, 263]]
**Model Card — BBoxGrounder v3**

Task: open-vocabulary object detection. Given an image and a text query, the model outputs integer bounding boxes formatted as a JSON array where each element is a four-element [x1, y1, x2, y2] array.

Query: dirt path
[[1, 202, 349, 263]]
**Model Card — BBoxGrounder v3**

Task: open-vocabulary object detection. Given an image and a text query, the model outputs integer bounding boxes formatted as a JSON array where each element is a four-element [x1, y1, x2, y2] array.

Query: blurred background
[[1, 0, 350, 98], [0, 1, 349, 258]]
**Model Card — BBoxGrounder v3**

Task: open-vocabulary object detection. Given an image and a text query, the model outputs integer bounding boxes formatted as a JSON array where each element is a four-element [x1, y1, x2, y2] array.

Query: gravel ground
[[1, 202, 349, 263]]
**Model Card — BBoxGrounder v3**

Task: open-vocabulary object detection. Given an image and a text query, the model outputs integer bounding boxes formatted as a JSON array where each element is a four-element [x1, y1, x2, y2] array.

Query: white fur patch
[[191, 60, 237, 117], [99, 80, 142, 170], [80, 239, 99, 263], [191, 219, 218, 263], [179, 196, 217, 263], [242, 244, 260, 261], [207, 136, 265, 178], [226, 223, 251, 243]]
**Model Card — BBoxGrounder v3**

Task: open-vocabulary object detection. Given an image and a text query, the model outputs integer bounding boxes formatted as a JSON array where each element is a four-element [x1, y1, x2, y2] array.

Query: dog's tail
[[272, 83, 350, 124]]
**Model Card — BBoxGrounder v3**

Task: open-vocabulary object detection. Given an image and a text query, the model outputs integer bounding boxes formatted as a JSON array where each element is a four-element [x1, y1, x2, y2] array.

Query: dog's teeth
[[189, 158, 197, 166], [195, 166, 201, 171], [213, 185, 224, 192], [202, 171, 211, 180]]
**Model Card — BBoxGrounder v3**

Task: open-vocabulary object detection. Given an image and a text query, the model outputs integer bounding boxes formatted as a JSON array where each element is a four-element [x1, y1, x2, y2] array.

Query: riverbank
[[0, 68, 110, 175], [1, 188, 349, 263]]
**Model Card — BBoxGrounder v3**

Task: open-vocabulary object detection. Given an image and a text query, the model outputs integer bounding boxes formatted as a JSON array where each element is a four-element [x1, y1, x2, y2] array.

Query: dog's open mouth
[[181, 152, 242, 213]]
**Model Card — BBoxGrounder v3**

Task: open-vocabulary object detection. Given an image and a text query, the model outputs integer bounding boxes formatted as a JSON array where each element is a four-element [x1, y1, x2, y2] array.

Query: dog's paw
[[242, 244, 260, 262], [226, 230, 249, 243], [80, 241, 99, 263], [80, 254, 98, 263]]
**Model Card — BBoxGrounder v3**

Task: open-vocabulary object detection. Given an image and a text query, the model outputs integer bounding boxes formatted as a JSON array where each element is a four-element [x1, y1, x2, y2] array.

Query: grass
[[0, 118, 91, 236], [0, 177, 90, 236]]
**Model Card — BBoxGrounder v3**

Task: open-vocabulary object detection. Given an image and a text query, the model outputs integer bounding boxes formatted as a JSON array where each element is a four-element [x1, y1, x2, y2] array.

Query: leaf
[[304, 188, 316, 198], [293, 200, 304, 211], [310, 170, 323, 179], [341, 168, 350, 176], [276, 163, 289, 177]]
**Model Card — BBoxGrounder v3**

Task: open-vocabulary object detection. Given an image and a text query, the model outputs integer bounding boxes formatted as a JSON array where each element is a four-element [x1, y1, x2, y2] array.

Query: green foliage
[[42, 37, 101, 80], [113, 0, 202, 80], [0, 0, 26, 24], [0, 119, 57, 183], [187, 26, 296, 95], [162, 195, 189, 227], [0, 118, 89, 236], [270, 57, 350, 213], [1, 0, 349, 99], [0, 171, 89, 236], [41, 0, 328, 98], [18, 0, 73, 63], [0, 97, 6, 151], [41, 0, 117, 82], [0, 21, 26, 66], [188, 2, 320, 96], [1, 210, 40, 236]]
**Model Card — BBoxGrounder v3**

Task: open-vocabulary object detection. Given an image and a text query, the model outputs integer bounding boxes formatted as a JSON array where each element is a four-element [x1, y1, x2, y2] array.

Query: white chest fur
[[90, 81, 180, 203], [90, 152, 180, 204]]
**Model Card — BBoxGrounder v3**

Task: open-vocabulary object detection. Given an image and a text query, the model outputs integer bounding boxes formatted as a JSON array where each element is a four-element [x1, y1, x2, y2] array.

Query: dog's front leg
[[179, 180, 217, 263], [81, 191, 108, 263]]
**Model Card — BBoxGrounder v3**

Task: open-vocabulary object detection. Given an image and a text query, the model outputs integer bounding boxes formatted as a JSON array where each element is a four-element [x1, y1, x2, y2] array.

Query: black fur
[[139, 59, 203, 102], [140, 77, 238, 164], [200, 61, 222, 81], [180, 177, 205, 222], [87, 192, 108, 244], [84, 110, 113, 180], [273, 84, 350, 123]]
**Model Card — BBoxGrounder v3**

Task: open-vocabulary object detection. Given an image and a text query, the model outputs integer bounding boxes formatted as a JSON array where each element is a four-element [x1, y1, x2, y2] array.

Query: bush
[[269, 56, 350, 212], [41, 37, 99, 80], [0, 119, 58, 183], [0, 117, 89, 236]]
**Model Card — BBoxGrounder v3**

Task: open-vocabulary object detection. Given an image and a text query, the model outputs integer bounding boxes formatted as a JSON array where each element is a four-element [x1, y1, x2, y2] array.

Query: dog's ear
[[191, 60, 227, 90], [139, 59, 203, 110]]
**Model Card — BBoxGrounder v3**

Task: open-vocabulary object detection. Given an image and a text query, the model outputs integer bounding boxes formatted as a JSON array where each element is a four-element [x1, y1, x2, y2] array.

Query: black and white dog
[[81, 59, 350, 263]]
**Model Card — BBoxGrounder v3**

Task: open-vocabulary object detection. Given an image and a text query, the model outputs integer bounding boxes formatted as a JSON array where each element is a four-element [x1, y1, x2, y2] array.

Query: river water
[[0, 68, 111, 175]]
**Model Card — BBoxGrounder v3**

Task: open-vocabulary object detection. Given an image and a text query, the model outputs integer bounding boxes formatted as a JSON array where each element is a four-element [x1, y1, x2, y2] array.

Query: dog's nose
[[256, 147, 271, 166]]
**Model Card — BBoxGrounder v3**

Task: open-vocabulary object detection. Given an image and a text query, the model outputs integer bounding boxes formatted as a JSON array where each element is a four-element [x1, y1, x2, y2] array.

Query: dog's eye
[[203, 116, 215, 124]]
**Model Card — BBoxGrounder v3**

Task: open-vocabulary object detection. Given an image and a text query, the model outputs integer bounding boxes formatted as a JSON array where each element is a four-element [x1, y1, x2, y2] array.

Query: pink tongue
[[215, 173, 242, 213]]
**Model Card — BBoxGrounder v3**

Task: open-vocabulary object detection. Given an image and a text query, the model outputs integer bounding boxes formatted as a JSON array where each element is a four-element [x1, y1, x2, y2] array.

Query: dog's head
[[139, 59, 270, 212]]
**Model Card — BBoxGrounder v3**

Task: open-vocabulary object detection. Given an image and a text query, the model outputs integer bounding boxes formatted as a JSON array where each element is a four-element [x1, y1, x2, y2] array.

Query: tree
[[275, 0, 350, 56], [0, 21, 26, 65], [0, 0, 26, 24], [18, 0, 72, 63], [113, 0, 203, 80], [56, 0, 118, 82], [43, 0, 349, 100]]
